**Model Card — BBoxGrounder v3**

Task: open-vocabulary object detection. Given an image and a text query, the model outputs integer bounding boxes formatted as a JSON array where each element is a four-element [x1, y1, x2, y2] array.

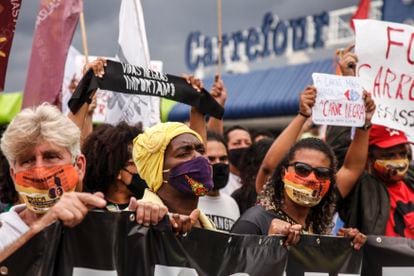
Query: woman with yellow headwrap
[[133, 122, 215, 230]]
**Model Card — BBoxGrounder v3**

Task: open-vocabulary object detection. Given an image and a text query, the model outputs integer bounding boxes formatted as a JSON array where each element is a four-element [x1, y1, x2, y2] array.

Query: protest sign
[[68, 60, 224, 119], [3, 211, 414, 276], [355, 19, 414, 137], [312, 73, 365, 127]]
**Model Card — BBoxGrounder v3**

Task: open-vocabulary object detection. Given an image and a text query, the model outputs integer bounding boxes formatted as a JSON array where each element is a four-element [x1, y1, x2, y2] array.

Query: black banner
[[361, 235, 414, 276], [2, 211, 414, 276], [68, 60, 224, 119]]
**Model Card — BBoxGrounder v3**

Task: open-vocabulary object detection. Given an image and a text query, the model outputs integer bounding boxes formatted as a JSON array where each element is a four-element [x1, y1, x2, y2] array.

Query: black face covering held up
[[212, 163, 230, 190], [228, 148, 248, 170]]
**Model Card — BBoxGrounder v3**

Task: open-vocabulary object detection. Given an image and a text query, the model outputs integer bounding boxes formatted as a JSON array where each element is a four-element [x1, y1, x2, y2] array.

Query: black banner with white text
[[68, 60, 224, 119], [2, 211, 414, 276]]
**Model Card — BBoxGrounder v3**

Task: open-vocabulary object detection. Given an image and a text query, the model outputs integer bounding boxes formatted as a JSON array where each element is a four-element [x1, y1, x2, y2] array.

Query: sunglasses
[[288, 162, 332, 180]]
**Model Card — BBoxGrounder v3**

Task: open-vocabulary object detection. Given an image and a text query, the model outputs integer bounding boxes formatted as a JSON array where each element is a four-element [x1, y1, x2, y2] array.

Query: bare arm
[[0, 192, 106, 262], [184, 75, 207, 144], [207, 75, 227, 134], [256, 86, 317, 193], [336, 92, 376, 198], [67, 58, 106, 145]]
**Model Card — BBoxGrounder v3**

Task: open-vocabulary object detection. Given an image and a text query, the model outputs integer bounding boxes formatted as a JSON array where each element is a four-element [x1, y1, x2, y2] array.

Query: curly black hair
[[82, 122, 142, 194], [0, 149, 18, 204], [239, 139, 273, 191], [234, 138, 273, 213], [270, 137, 338, 234], [0, 125, 18, 205]]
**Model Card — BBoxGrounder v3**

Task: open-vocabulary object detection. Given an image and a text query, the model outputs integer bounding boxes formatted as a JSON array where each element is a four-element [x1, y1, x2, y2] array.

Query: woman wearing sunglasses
[[231, 85, 376, 250]]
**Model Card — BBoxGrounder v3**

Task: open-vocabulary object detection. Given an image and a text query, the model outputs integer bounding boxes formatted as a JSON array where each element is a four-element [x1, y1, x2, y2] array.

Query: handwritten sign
[[312, 73, 365, 127], [355, 19, 414, 137]]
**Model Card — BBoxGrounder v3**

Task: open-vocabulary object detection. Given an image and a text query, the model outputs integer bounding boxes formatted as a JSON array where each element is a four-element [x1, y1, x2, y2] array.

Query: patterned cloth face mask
[[283, 163, 331, 207], [14, 164, 79, 213], [373, 158, 409, 182], [164, 156, 213, 196]]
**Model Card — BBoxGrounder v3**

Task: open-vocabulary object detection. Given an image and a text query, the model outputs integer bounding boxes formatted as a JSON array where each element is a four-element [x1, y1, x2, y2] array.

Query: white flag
[[61, 45, 82, 116], [105, 0, 160, 128]]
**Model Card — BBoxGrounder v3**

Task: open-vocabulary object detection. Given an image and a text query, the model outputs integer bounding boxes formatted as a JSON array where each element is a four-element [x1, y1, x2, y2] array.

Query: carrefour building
[[167, 0, 414, 130]]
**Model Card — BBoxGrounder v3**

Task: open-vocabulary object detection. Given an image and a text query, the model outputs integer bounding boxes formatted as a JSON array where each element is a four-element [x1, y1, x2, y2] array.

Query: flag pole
[[217, 0, 222, 76], [79, 11, 89, 64]]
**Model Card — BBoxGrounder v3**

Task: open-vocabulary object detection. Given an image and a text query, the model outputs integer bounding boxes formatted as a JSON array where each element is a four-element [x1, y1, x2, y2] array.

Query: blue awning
[[168, 58, 335, 121]]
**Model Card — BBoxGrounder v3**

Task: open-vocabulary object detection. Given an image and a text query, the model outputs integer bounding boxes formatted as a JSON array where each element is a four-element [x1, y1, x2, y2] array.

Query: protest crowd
[[0, 0, 413, 275]]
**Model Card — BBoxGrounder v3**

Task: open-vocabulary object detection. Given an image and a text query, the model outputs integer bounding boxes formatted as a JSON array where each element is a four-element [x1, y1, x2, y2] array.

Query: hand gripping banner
[[68, 60, 224, 119]]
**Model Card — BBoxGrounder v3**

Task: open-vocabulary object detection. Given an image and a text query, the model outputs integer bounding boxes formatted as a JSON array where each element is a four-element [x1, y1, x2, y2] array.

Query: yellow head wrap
[[132, 122, 203, 192]]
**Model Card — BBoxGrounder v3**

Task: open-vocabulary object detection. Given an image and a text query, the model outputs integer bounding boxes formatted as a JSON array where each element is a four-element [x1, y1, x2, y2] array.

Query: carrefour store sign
[[185, 2, 382, 71]]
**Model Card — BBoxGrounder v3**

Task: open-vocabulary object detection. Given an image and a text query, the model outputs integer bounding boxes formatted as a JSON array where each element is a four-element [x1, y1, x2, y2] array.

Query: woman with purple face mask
[[133, 122, 216, 231]]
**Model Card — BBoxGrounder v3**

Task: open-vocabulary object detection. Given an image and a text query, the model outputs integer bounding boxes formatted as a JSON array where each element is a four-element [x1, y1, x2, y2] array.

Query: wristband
[[358, 122, 372, 131], [299, 111, 310, 118]]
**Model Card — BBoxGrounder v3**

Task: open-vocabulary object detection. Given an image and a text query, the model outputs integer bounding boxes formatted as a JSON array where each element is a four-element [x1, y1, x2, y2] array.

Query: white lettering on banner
[[383, 267, 414, 276], [11, 0, 21, 19], [154, 266, 251, 276], [72, 267, 117, 276], [355, 19, 414, 138], [303, 273, 359, 276], [121, 63, 168, 82], [312, 73, 365, 127], [35, 0, 62, 27], [154, 265, 198, 276], [123, 75, 176, 97]]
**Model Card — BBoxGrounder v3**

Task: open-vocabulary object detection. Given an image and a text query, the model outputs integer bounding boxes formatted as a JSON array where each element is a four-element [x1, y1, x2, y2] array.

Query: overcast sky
[[4, 0, 358, 92]]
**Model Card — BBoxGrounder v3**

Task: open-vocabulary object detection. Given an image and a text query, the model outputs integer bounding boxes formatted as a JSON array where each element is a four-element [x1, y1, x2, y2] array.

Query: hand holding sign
[[337, 44, 358, 76], [299, 85, 317, 118], [312, 73, 366, 127], [362, 91, 376, 125]]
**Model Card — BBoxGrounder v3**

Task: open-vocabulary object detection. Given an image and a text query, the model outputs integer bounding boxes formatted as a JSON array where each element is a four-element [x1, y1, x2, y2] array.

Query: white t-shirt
[[198, 193, 240, 232], [0, 204, 30, 252], [220, 172, 242, 196]]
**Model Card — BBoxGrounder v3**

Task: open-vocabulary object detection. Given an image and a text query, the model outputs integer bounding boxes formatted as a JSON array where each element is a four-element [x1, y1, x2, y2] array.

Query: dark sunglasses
[[288, 162, 332, 180]]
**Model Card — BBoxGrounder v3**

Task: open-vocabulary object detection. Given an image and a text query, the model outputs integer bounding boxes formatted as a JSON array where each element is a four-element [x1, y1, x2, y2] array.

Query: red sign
[[0, 0, 22, 91]]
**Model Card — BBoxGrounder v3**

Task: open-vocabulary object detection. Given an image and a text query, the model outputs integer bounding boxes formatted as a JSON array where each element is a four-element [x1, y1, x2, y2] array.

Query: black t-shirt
[[231, 205, 285, 235]]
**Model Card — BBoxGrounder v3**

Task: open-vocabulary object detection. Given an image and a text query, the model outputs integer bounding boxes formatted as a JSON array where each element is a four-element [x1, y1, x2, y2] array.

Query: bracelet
[[298, 111, 311, 118], [358, 122, 372, 131]]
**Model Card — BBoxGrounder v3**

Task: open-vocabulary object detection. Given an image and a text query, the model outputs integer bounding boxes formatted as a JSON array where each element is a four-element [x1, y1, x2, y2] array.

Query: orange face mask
[[283, 171, 330, 207], [14, 164, 79, 213]]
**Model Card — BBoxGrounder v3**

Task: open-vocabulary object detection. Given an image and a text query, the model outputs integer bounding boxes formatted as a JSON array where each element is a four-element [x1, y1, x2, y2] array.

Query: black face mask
[[228, 148, 248, 170], [125, 172, 148, 199], [212, 163, 230, 190]]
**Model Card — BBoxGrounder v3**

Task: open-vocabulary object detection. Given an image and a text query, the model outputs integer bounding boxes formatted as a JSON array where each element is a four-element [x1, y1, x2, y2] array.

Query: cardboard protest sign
[[355, 19, 414, 137], [312, 73, 365, 127], [61, 52, 111, 124]]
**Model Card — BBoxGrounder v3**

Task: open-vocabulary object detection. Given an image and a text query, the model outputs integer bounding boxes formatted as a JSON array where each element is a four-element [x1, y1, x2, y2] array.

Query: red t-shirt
[[385, 180, 414, 238]]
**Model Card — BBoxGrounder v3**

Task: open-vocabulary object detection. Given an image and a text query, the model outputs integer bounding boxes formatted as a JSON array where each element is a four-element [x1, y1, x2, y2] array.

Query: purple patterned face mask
[[164, 156, 213, 196]]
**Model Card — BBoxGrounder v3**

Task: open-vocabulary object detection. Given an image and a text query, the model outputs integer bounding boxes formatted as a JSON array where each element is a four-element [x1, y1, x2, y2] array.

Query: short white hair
[[0, 103, 81, 165]]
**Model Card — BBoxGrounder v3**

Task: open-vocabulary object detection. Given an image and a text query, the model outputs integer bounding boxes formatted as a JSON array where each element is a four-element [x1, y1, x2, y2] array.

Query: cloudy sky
[[4, 0, 359, 92]]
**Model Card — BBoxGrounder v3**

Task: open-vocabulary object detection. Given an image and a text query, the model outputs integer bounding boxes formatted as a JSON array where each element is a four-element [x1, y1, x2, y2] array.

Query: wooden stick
[[79, 11, 89, 64], [217, 0, 223, 75]]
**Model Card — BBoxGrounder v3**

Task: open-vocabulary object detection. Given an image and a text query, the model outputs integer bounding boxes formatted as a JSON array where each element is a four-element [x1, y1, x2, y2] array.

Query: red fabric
[[22, 0, 82, 107], [385, 181, 414, 238], [369, 124, 408, 148], [350, 0, 371, 30], [0, 0, 22, 91]]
